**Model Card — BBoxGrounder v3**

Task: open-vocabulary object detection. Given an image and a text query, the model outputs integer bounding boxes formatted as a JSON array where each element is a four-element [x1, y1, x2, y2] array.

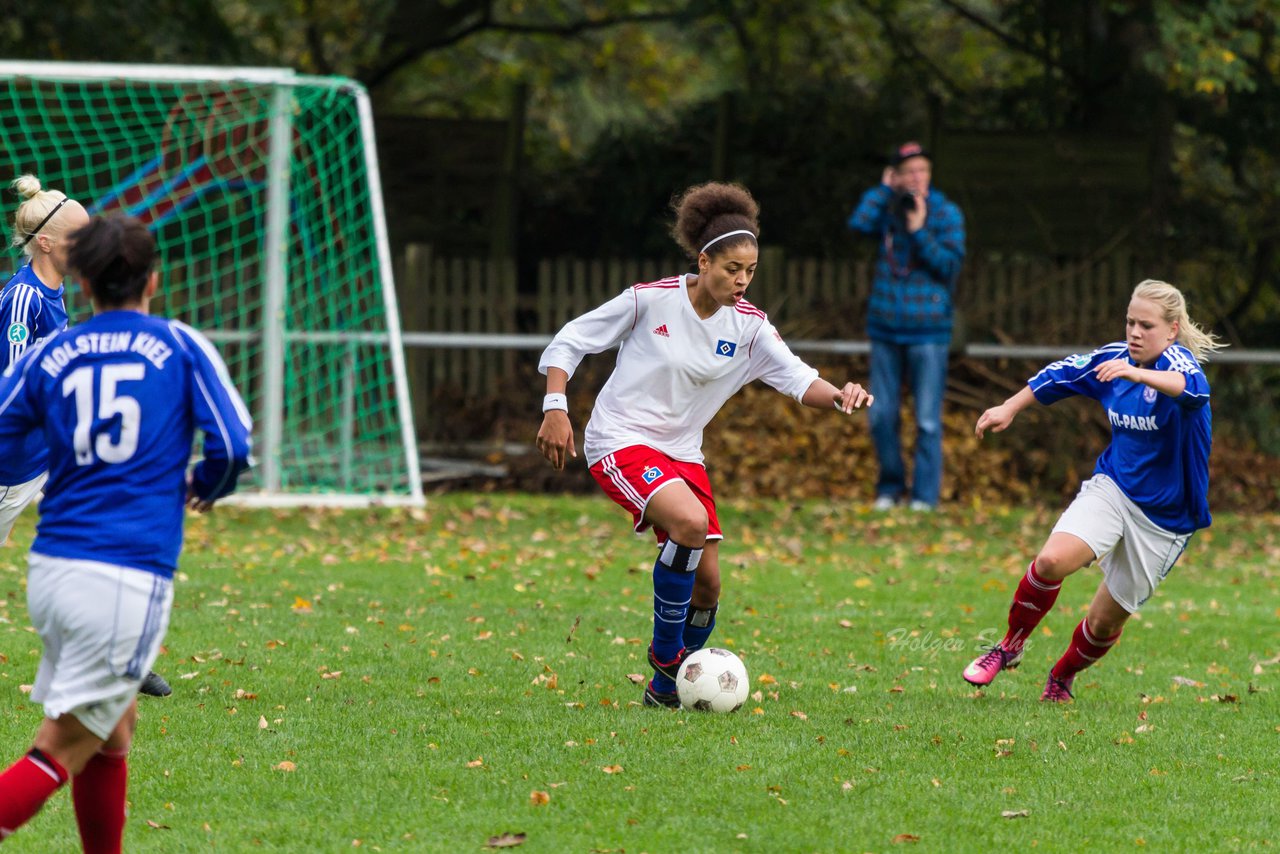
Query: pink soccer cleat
[[962, 644, 1023, 687], [1040, 673, 1075, 703]]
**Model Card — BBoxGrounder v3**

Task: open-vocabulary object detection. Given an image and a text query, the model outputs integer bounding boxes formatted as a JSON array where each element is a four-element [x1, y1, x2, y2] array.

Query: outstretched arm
[[975, 385, 1037, 438], [801, 378, 874, 414]]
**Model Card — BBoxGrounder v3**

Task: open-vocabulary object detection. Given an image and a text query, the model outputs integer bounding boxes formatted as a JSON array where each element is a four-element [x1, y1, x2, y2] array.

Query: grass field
[[1, 494, 1276, 852]]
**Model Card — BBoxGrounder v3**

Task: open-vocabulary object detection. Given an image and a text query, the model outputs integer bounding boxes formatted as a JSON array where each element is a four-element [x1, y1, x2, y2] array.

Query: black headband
[[19, 197, 69, 248]]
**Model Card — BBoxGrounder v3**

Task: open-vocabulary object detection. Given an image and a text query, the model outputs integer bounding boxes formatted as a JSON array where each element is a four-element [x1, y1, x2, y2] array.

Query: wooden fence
[[395, 244, 1141, 436]]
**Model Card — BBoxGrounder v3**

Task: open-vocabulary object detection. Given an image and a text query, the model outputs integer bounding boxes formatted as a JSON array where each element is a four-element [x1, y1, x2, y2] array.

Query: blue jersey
[[0, 311, 253, 577], [1028, 342, 1212, 534], [0, 263, 69, 484]]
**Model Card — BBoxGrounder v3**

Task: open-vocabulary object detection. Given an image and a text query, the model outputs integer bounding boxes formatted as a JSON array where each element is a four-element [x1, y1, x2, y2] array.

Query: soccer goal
[[0, 62, 423, 506]]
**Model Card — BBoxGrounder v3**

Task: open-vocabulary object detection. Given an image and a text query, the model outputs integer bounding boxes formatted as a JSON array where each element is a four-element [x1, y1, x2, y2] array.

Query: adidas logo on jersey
[[652, 324, 670, 337]]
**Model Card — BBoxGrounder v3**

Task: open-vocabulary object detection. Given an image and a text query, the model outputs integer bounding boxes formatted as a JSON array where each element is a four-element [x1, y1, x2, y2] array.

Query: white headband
[[699, 229, 757, 255]]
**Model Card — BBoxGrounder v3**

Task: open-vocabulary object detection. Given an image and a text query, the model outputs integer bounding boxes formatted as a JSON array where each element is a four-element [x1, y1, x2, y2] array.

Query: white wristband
[[543, 393, 568, 413]]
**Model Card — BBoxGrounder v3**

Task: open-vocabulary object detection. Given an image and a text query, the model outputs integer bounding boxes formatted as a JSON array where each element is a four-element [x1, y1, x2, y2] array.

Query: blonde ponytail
[[1131, 279, 1226, 362], [9, 174, 73, 256]]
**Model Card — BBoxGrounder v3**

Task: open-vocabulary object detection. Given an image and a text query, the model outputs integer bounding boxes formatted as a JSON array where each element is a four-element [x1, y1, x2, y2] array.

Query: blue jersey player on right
[[0, 214, 252, 851], [962, 279, 1224, 703]]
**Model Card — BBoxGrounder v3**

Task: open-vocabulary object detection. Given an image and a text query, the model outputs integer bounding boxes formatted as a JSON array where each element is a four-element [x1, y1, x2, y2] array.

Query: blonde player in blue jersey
[[0, 214, 253, 851], [0, 175, 85, 539], [963, 280, 1224, 702], [1, 176, 172, 700], [536, 182, 874, 708]]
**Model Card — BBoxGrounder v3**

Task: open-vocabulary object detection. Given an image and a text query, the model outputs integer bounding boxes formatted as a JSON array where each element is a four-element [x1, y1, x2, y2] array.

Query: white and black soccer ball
[[675, 647, 749, 713]]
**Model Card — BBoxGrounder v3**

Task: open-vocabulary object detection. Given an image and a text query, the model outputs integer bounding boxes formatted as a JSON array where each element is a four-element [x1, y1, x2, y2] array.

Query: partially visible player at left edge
[[1, 174, 172, 699], [0, 214, 253, 851]]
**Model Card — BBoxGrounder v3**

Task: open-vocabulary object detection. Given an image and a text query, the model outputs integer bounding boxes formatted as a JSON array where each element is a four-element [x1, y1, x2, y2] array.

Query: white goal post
[[0, 61, 423, 507]]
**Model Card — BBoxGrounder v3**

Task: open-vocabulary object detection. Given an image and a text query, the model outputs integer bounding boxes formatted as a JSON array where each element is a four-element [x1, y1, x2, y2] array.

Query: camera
[[892, 191, 917, 219]]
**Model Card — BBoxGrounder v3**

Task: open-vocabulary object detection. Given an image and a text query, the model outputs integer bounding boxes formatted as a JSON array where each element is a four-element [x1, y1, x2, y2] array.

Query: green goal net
[[0, 62, 422, 506]]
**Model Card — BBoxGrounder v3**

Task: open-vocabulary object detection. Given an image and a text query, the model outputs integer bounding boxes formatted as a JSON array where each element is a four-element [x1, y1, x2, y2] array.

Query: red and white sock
[[1001, 561, 1061, 654], [0, 748, 69, 839], [73, 749, 129, 854], [1051, 618, 1122, 680]]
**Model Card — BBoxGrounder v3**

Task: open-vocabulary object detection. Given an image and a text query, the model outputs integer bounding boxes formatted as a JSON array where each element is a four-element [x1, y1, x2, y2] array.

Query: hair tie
[[699, 229, 757, 256], [20, 197, 69, 247]]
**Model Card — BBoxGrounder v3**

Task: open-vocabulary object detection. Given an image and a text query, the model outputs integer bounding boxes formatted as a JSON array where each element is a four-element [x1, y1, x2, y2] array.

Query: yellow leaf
[[272, 761, 297, 772], [529, 790, 550, 806], [853, 578, 873, 589], [601, 764, 623, 774]]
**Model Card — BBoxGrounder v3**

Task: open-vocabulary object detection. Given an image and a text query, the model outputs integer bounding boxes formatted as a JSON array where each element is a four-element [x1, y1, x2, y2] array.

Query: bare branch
[[861, 0, 967, 102], [361, 1, 703, 91], [935, 0, 1085, 87]]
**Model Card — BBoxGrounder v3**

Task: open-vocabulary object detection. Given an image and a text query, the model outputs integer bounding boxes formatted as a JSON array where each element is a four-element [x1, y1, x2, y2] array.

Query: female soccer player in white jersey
[[536, 182, 874, 708], [962, 280, 1223, 702], [0, 215, 253, 851]]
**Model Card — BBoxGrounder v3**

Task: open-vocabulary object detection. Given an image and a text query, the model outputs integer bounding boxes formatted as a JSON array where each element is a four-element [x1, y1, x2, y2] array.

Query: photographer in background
[[847, 141, 966, 511]]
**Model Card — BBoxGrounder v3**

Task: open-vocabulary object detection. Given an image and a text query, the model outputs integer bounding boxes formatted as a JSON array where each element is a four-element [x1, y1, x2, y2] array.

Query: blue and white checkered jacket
[[847, 185, 966, 344]]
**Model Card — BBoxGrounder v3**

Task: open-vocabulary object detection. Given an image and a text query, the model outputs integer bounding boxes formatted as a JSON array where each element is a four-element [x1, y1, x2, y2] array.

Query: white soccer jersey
[[539, 274, 819, 466]]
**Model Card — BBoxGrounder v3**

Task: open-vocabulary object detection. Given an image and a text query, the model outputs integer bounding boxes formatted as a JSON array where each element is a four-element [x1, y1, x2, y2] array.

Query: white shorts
[[27, 552, 173, 739], [0, 471, 47, 544], [1052, 474, 1192, 613]]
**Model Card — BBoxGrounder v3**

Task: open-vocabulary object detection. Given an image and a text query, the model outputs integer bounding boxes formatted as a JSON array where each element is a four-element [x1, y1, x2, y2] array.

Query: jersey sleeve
[[746, 319, 820, 402], [1158, 345, 1211, 410], [1027, 345, 1124, 405], [538, 288, 637, 380], [3, 284, 42, 371], [173, 324, 254, 501], [0, 340, 47, 452]]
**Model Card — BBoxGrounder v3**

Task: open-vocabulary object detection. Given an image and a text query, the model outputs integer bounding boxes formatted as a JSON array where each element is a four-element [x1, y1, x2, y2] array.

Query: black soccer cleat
[[138, 670, 173, 698], [642, 680, 680, 709], [647, 644, 688, 681]]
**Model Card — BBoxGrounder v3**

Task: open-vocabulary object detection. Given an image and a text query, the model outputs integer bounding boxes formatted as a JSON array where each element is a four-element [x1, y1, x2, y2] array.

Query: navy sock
[[650, 540, 702, 691], [683, 604, 718, 654]]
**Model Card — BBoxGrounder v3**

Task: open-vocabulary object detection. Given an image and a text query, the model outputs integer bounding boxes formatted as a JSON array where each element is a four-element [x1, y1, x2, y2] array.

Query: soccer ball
[[675, 648, 749, 713]]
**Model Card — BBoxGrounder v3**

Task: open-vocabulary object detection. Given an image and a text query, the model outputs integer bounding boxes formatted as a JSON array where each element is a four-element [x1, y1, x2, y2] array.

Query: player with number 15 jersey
[[0, 215, 252, 851]]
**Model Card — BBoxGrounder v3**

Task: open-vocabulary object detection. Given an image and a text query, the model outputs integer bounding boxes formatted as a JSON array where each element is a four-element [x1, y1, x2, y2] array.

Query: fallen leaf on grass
[[272, 761, 296, 772], [529, 791, 550, 806], [626, 673, 646, 685], [145, 820, 171, 830], [467, 758, 484, 768], [790, 711, 808, 720], [601, 765, 623, 774], [1001, 810, 1030, 819], [1212, 694, 1239, 703], [486, 832, 527, 848], [291, 597, 313, 613], [258, 716, 268, 730], [1171, 675, 1204, 688], [892, 834, 920, 844]]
